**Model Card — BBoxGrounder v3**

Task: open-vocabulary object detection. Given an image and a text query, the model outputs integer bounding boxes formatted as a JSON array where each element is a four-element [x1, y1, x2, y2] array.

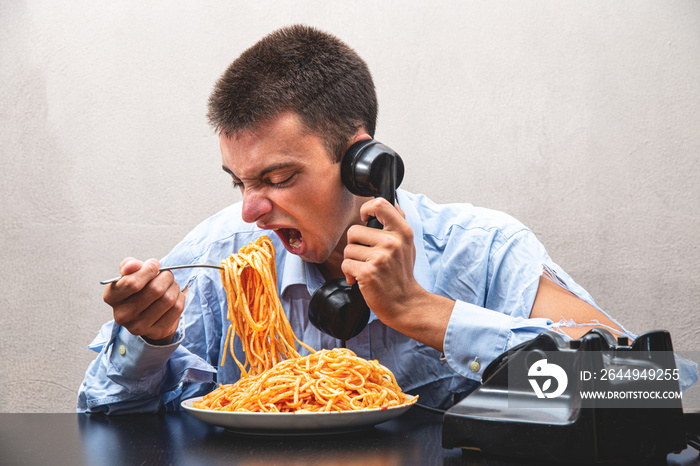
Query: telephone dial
[[307, 139, 404, 342]]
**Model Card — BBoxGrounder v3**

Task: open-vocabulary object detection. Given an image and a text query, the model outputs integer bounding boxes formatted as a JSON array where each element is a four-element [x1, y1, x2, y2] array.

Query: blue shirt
[[78, 190, 692, 414]]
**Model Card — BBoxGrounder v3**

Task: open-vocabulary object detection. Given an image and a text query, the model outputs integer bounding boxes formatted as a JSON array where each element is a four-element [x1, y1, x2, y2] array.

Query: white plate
[[181, 396, 418, 435]]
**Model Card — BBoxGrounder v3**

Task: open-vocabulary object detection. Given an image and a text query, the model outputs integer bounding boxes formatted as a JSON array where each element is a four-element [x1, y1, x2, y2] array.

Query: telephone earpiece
[[341, 140, 405, 229], [308, 140, 404, 341]]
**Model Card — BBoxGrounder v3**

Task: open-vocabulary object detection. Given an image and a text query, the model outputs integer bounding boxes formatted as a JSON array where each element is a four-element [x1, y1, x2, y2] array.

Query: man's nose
[[240, 190, 273, 224]]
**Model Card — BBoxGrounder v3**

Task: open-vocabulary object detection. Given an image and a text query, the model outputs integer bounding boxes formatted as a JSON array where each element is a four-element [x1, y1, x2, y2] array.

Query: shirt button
[[470, 357, 480, 372], [118, 345, 126, 355]]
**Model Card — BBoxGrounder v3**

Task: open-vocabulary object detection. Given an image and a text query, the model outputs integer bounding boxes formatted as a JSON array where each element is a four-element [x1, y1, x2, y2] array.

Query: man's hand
[[342, 198, 454, 351], [103, 258, 185, 345]]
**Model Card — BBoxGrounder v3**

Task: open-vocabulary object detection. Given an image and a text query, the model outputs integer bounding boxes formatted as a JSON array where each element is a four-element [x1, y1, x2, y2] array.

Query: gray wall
[[1, 1, 698, 412]]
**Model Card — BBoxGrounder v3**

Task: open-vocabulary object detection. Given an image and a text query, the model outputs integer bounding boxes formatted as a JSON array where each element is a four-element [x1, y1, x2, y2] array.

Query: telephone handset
[[308, 139, 404, 342]]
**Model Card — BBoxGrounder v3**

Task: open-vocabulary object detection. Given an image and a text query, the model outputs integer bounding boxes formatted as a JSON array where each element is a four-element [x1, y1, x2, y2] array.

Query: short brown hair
[[207, 24, 377, 162]]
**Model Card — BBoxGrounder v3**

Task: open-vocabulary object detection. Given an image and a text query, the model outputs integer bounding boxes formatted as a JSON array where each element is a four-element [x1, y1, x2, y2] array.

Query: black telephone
[[442, 329, 690, 462], [307, 139, 404, 341]]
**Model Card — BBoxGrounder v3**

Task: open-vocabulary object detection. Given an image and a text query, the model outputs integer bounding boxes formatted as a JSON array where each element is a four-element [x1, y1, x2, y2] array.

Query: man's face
[[220, 112, 365, 267]]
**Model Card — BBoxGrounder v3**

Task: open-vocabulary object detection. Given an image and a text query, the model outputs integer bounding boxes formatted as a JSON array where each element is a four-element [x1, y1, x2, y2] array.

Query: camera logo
[[528, 359, 568, 399]]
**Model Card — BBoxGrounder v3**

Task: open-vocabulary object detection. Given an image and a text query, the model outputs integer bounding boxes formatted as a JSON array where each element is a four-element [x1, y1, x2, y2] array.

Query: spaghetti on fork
[[193, 236, 416, 413]]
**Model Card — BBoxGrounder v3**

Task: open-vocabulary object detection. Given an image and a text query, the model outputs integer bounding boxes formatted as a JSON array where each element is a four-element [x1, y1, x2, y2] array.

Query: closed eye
[[222, 164, 299, 191], [222, 165, 243, 190], [266, 172, 296, 188]]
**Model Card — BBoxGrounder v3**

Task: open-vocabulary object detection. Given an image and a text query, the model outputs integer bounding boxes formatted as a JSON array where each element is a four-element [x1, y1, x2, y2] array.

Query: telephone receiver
[[308, 139, 404, 342]]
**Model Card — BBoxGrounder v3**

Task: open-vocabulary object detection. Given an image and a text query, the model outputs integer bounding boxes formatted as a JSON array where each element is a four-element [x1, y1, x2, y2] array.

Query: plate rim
[[181, 394, 418, 433], [181, 394, 418, 416]]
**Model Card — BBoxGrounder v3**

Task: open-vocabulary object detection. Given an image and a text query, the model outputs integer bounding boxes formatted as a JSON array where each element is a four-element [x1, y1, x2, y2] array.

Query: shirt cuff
[[443, 300, 553, 381], [108, 325, 184, 381]]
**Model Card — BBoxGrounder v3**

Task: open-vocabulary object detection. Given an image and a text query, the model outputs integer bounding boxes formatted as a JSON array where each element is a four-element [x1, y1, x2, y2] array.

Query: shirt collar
[[278, 250, 310, 297]]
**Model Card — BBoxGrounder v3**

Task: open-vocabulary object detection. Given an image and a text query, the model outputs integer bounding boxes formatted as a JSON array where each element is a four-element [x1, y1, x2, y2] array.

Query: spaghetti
[[218, 235, 313, 377], [194, 347, 414, 412], [193, 235, 415, 413]]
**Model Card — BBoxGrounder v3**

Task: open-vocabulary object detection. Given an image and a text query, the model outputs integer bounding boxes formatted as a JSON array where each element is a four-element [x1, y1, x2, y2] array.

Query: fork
[[100, 264, 224, 285]]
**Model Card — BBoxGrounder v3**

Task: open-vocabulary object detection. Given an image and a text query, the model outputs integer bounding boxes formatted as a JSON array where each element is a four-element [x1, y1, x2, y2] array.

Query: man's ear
[[346, 131, 372, 151]]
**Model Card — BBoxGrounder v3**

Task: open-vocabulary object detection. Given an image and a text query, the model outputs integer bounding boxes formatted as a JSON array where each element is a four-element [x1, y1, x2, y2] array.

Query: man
[[78, 25, 640, 414]]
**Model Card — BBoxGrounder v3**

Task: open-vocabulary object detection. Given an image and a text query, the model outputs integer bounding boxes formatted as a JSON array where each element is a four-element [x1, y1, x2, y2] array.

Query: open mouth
[[275, 228, 303, 251]]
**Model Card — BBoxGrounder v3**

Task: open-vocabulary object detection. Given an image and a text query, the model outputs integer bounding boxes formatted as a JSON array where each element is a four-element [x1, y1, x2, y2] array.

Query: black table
[[1, 407, 698, 465]]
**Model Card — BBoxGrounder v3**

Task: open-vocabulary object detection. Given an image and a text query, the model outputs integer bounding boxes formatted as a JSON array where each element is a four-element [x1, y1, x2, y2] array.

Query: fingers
[[344, 232, 402, 263], [341, 249, 384, 287], [359, 197, 407, 230], [119, 256, 139, 273], [342, 240, 398, 284], [351, 198, 413, 249], [104, 257, 185, 343], [151, 290, 186, 339], [343, 200, 415, 287], [113, 271, 174, 323], [104, 258, 161, 305], [117, 278, 184, 340]]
